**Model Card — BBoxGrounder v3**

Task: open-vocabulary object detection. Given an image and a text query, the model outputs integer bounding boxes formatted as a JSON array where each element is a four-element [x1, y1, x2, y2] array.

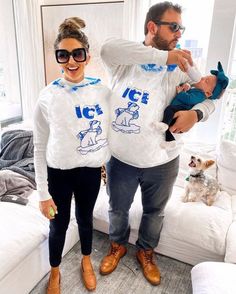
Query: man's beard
[[152, 32, 178, 51]]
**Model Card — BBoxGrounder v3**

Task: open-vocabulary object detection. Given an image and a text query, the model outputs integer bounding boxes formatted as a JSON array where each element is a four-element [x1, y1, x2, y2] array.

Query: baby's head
[[193, 75, 217, 97], [193, 62, 229, 99]]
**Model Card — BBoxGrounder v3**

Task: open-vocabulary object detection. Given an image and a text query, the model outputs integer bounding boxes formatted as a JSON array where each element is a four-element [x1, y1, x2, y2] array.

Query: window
[[221, 17, 236, 143], [222, 92, 236, 142], [171, 0, 215, 144], [0, 0, 22, 128]]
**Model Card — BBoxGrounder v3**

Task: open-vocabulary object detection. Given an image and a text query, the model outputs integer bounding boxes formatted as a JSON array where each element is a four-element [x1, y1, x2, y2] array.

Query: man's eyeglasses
[[55, 48, 87, 64], [154, 21, 185, 34]]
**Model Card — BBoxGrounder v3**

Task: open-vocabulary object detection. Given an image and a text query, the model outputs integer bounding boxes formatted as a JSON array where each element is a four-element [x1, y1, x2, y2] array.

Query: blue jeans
[[106, 156, 179, 250]]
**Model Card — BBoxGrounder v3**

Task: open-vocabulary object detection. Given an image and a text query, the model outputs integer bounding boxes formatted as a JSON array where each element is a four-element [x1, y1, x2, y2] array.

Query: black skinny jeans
[[47, 166, 101, 267]]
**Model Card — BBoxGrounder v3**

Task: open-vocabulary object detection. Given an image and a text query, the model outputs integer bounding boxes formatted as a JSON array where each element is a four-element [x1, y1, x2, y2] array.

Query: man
[[99, 1, 215, 286]]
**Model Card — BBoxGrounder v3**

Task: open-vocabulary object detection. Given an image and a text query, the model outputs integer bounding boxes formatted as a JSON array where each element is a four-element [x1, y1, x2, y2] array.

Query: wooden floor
[[30, 230, 193, 294]]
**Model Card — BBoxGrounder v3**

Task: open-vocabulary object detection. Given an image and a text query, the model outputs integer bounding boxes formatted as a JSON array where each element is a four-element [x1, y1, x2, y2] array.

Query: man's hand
[[167, 49, 193, 72], [39, 198, 58, 220], [169, 110, 198, 133]]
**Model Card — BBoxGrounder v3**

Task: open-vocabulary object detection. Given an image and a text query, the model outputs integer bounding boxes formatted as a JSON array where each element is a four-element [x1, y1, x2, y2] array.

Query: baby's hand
[[176, 83, 191, 93]]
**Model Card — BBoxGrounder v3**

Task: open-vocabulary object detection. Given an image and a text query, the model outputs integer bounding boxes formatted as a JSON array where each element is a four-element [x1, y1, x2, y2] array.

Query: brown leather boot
[[81, 256, 96, 291], [47, 266, 61, 294], [136, 249, 161, 286], [99, 241, 127, 275]]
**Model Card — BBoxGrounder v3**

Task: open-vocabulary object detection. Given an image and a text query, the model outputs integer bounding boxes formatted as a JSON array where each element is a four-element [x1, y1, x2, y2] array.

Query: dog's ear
[[204, 160, 215, 169]]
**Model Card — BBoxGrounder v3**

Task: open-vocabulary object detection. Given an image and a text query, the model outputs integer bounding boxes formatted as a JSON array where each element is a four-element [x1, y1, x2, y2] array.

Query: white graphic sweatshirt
[[34, 77, 111, 200], [101, 38, 215, 168]]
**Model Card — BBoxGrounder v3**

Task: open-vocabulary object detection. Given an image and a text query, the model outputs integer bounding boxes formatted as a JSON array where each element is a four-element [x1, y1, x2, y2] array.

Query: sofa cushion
[[0, 190, 77, 280], [217, 140, 236, 195], [225, 195, 236, 263], [163, 187, 232, 256], [0, 192, 48, 280], [191, 261, 236, 294]]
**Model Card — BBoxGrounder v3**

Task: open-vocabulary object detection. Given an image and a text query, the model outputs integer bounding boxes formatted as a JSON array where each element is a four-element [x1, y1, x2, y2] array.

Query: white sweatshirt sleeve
[[33, 96, 51, 201], [100, 38, 168, 74], [192, 99, 216, 121]]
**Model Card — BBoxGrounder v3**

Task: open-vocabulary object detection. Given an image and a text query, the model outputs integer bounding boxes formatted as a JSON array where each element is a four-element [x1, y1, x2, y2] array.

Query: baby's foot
[[151, 122, 168, 132], [160, 141, 177, 149]]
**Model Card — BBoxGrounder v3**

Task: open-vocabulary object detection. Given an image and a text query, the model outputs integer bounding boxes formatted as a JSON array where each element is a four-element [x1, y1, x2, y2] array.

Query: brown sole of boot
[[136, 255, 161, 286], [99, 267, 117, 276]]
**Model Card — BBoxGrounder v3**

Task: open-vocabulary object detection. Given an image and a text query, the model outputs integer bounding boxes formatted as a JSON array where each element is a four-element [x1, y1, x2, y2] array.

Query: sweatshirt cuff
[[153, 49, 168, 66], [37, 190, 52, 201]]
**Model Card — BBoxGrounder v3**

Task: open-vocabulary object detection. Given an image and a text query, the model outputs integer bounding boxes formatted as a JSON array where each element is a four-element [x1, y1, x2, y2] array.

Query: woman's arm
[[33, 97, 51, 201]]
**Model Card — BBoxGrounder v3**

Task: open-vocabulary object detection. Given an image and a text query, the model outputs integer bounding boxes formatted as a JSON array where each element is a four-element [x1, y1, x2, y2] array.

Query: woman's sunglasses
[[154, 21, 185, 34], [55, 48, 87, 64]]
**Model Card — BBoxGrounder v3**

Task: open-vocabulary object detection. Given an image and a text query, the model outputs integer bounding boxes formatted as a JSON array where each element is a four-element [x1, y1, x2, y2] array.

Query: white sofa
[[93, 140, 236, 266]]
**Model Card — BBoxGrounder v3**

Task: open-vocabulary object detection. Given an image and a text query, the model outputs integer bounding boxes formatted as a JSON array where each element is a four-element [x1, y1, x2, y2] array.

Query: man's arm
[[100, 38, 167, 72], [169, 99, 216, 133], [100, 38, 193, 74], [192, 99, 216, 122]]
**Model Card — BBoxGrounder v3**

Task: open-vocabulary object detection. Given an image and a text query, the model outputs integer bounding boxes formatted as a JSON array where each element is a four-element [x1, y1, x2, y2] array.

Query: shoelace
[[143, 251, 154, 265], [110, 244, 120, 257]]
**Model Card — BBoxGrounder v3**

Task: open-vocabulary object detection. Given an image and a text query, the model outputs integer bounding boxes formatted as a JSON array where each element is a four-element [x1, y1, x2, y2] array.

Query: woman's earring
[[61, 69, 64, 74]]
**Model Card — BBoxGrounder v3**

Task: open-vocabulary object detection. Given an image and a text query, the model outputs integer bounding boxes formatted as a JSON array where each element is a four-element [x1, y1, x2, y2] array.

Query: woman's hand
[[39, 198, 58, 220]]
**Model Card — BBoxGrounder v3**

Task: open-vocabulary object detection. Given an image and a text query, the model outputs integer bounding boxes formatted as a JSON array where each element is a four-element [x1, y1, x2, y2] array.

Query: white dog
[[182, 155, 219, 206]]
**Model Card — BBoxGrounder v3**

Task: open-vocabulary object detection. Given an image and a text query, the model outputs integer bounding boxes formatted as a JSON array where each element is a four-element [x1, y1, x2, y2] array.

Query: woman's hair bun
[[58, 17, 86, 33]]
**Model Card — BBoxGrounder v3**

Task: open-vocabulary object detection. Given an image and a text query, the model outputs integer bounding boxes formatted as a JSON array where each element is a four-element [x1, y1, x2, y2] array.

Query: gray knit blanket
[[0, 130, 35, 184], [0, 170, 35, 205]]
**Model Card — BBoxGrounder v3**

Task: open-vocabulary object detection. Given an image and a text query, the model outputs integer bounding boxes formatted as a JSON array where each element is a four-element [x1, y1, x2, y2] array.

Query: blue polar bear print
[[112, 102, 140, 134], [77, 120, 108, 155]]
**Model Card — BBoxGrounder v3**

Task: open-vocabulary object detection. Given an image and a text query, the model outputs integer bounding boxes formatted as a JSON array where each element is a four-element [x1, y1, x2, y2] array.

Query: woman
[[33, 17, 110, 293]]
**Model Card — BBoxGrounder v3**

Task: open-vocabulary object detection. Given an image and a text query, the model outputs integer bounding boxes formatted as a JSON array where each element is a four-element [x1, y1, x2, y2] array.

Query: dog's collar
[[186, 171, 204, 181]]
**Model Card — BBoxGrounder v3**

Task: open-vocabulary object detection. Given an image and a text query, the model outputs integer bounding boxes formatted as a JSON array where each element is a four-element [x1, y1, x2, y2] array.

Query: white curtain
[[13, 0, 45, 120], [123, 0, 152, 41]]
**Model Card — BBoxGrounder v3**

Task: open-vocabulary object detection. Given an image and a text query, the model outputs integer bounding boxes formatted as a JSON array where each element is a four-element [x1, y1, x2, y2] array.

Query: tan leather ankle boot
[[81, 256, 96, 291], [136, 249, 161, 286], [100, 241, 127, 275], [47, 266, 61, 294]]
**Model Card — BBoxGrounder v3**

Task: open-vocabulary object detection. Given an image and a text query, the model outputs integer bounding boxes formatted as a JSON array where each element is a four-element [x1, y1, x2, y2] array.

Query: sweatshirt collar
[[52, 77, 101, 92]]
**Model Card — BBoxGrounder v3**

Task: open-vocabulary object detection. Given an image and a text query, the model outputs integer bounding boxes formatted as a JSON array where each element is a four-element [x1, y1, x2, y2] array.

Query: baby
[[160, 61, 229, 147]]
